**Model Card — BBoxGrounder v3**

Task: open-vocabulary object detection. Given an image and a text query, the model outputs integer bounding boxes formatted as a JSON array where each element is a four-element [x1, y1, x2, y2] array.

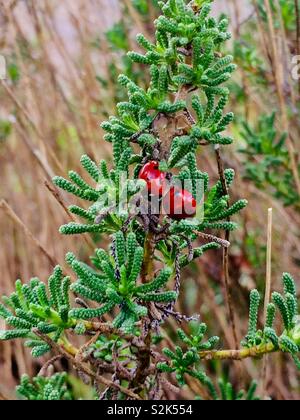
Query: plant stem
[[262, 208, 273, 397], [131, 332, 152, 392], [141, 232, 155, 283], [34, 330, 142, 400], [263, 208, 273, 323], [193, 231, 230, 248], [214, 147, 239, 351], [273, 0, 297, 107], [199, 343, 275, 361], [131, 232, 154, 395], [58, 338, 78, 357], [83, 321, 143, 347]]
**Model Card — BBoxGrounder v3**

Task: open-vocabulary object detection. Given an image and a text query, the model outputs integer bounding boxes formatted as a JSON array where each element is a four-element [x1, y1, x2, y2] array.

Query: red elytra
[[163, 187, 197, 220], [138, 161, 167, 196]]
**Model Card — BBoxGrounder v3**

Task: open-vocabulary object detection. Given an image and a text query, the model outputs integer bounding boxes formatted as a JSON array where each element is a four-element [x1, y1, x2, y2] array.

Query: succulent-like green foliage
[[213, 379, 260, 401], [0, 268, 73, 358], [158, 324, 219, 398], [246, 289, 261, 347], [242, 273, 300, 367], [240, 113, 299, 207], [68, 231, 176, 333], [17, 373, 71, 401], [101, 0, 236, 156], [53, 156, 146, 236], [158, 324, 260, 400], [176, 323, 220, 351], [92, 335, 124, 363], [4, 0, 293, 401], [51, 0, 246, 268]]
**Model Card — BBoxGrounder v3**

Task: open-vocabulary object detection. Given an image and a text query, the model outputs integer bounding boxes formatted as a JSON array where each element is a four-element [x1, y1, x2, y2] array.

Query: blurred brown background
[[0, 0, 299, 399]]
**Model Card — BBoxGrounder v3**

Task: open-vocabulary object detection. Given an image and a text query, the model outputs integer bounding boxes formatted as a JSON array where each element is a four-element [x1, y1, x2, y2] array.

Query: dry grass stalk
[[262, 0, 300, 197], [261, 208, 273, 397], [0, 199, 57, 267], [0, 0, 299, 399]]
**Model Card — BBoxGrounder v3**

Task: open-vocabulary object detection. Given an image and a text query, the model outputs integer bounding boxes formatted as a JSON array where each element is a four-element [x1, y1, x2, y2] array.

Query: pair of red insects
[[139, 161, 197, 220]]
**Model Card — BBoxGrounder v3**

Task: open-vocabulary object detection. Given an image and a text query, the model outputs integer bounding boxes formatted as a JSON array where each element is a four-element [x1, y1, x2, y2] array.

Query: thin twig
[[33, 330, 142, 400], [231, 0, 241, 37], [263, 208, 273, 323], [141, 232, 155, 283], [214, 146, 239, 351], [262, 208, 273, 398], [0, 79, 65, 174], [38, 356, 63, 377], [84, 322, 143, 346], [122, 0, 152, 40], [75, 332, 100, 364], [131, 231, 154, 391], [193, 231, 231, 249], [0, 199, 57, 267], [262, 0, 300, 198], [14, 122, 55, 180], [252, 0, 273, 67], [44, 180, 95, 252], [247, 184, 300, 254], [199, 343, 275, 361]]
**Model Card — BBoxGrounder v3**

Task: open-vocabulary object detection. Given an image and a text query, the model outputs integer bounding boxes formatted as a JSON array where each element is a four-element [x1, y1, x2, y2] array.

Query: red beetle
[[139, 161, 167, 196], [163, 187, 197, 220]]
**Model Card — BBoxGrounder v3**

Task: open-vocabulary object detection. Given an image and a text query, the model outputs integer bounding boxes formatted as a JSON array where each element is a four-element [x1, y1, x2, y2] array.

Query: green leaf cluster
[[243, 273, 300, 367], [17, 373, 71, 401], [0, 268, 73, 358], [158, 323, 219, 398], [240, 113, 299, 207], [69, 231, 175, 333]]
